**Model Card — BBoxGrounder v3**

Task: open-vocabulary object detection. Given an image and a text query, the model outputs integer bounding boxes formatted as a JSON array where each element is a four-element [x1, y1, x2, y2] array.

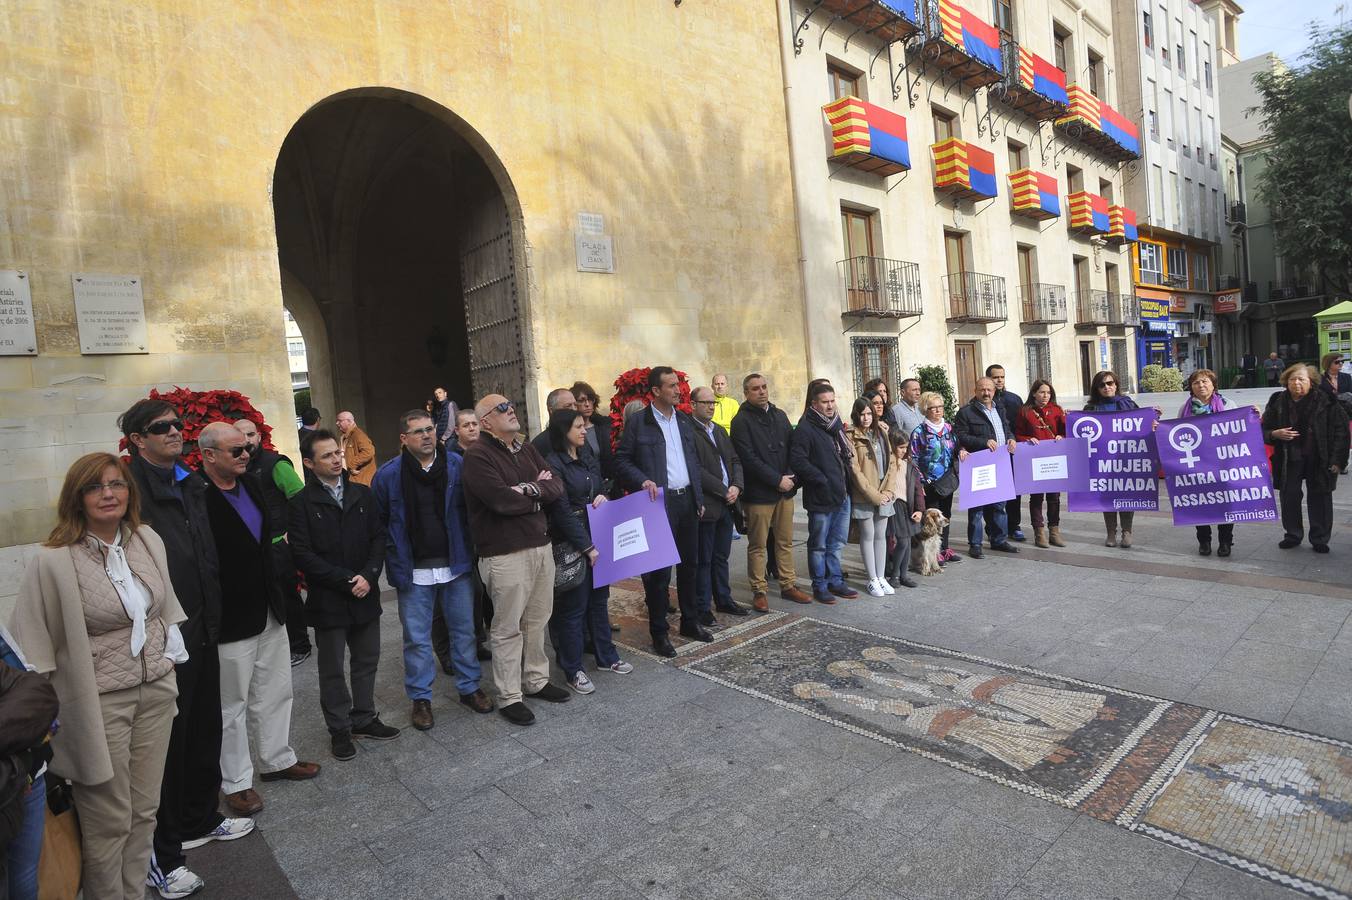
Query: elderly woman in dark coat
[[1262, 364, 1350, 554]]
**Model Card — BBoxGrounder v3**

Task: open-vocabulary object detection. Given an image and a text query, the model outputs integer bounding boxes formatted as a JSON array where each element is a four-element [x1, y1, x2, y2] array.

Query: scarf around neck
[[809, 406, 854, 462], [1180, 393, 1226, 417], [400, 447, 448, 533]]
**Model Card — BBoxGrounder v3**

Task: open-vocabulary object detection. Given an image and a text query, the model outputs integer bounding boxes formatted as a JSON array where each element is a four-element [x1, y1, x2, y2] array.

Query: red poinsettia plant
[[117, 387, 275, 469], [606, 367, 692, 452]]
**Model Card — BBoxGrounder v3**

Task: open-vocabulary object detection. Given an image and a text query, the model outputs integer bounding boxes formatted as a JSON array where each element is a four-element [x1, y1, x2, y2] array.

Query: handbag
[[39, 779, 81, 900], [931, 466, 959, 497], [552, 508, 588, 592]]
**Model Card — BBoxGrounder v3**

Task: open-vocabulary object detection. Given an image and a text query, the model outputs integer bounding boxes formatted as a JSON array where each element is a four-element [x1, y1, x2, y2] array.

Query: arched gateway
[[271, 88, 531, 451]]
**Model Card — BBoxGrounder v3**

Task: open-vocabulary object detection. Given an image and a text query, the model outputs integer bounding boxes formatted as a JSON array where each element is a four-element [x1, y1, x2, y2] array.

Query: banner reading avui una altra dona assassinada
[[1065, 409, 1160, 512], [1155, 407, 1277, 526]]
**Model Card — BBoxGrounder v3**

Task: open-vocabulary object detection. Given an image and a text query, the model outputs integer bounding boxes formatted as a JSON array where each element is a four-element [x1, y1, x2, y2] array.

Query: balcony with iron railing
[[1018, 283, 1068, 323], [1228, 201, 1246, 224], [1073, 289, 1121, 326], [822, 95, 912, 177], [914, 0, 1004, 91], [838, 256, 924, 318], [994, 39, 1069, 120], [1009, 168, 1061, 220], [1218, 274, 1242, 290], [1054, 85, 1141, 161], [943, 271, 1007, 322], [1067, 190, 1110, 236], [1268, 280, 1315, 301], [1118, 292, 1140, 326], [800, 0, 921, 49]]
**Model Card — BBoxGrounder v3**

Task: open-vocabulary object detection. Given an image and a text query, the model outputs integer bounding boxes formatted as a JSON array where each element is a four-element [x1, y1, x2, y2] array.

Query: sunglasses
[[81, 479, 129, 496], [206, 445, 251, 458], [143, 419, 184, 435], [1101, 380, 1117, 386], [491, 401, 514, 414]]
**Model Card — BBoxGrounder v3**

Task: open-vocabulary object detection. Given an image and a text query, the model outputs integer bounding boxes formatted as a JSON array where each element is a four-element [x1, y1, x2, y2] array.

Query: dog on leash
[[911, 508, 949, 576]]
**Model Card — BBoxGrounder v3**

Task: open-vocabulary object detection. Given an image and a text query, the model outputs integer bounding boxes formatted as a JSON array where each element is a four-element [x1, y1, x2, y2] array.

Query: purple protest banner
[[586, 488, 681, 588], [1156, 407, 1277, 526], [957, 447, 1016, 510], [1011, 437, 1091, 495], [1066, 409, 1161, 512]]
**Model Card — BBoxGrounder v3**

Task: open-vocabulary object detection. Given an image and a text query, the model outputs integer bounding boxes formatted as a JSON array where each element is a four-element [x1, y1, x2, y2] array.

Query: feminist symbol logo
[[1169, 423, 1204, 469], [1072, 417, 1102, 457]]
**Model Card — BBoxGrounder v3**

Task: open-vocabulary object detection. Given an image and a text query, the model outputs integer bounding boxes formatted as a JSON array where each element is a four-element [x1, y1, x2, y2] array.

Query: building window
[[1224, 12, 1236, 54], [1099, 177, 1114, 204], [992, 0, 1014, 41], [1191, 31, 1200, 84], [1148, 109, 1159, 140], [840, 206, 877, 259], [1176, 42, 1184, 74], [932, 107, 958, 141], [1151, 164, 1164, 217], [1066, 163, 1083, 193], [1194, 252, 1210, 291], [1052, 23, 1070, 72], [828, 62, 863, 101], [1087, 49, 1104, 98], [1025, 338, 1052, 385], [1111, 340, 1130, 392], [1139, 241, 1164, 285], [851, 337, 900, 398], [1143, 11, 1153, 49], [1007, 140, 1028, 172], [1167, 247, 1188, 286]]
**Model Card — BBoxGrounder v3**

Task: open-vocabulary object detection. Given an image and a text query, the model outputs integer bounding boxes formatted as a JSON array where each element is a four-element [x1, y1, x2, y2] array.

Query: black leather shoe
[[900, 578, 919, 588], [1198, 541, 1212, 556], [499, 702, 535, 726], [1314, 544, 1330, 553], [1217, 543, 1232, 558], [1278, 537, 1300, 549], [525, 683, 571, 703], [678, 624, 715, 642], [968, 547, 985, 559], [698, 613, 717, 628], [652, 636, 677, 658], [716, 603, 750, 617], [991, 543, 1020, 553]]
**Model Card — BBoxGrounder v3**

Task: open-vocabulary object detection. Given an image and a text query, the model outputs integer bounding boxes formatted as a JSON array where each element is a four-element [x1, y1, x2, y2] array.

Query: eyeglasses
[[403, 425, 437, 437], [81, 480, 129, 496], [143, 419, 184, 435], [206, 445, 251, 458], [693, 399, 717, 406], [492, 401, 514, 414], [926, 405, 945, 411]]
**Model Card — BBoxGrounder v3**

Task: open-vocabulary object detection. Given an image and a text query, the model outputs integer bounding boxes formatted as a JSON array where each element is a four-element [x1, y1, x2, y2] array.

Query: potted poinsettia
[[606, 367, 693, 452], [117, 386, 275, 468]]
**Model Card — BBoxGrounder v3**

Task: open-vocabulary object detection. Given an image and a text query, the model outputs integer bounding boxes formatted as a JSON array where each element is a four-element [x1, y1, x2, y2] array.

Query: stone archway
[[270, 88, 532, 454]]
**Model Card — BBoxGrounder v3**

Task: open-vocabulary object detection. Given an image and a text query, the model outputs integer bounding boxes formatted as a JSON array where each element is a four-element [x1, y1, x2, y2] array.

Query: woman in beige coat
[[848, 398, 899, 597], [9, 452, 186, 900]]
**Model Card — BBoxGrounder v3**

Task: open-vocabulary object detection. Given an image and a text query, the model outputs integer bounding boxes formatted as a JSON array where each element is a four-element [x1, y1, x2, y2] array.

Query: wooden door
[[1079, 341, 1094, 395], [954, 341, 981, 403], [841, 209, 876, 310], [944, 230, 968, 317], [459, 187, 528, 430]]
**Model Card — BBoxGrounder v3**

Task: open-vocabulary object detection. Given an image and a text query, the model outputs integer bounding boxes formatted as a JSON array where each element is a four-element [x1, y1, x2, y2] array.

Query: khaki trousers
[[744, 497, 798, 593], [480, 544, 554, 706], [72, 673, 177, 900], [218, 612, 297, 793]]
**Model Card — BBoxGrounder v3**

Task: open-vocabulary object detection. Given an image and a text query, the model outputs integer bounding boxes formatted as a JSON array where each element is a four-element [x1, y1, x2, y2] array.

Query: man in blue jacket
[[614, 366, 708, 657], [372, 409, 494, 732], [789, 382, 859, 604]]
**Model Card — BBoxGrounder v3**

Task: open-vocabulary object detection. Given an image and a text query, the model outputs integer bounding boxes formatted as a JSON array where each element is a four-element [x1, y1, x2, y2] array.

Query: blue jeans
[[553, 579, 620, 674], [697, 506, 735, 613], [8, 772, 44, 900], [398, 578, 479, 699], [967, 502, 1009, 549], [807, 500, 851, 593]]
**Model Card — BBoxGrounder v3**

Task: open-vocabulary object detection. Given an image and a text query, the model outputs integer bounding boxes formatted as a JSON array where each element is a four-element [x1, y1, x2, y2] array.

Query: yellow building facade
[[0, 1, 807, 562]]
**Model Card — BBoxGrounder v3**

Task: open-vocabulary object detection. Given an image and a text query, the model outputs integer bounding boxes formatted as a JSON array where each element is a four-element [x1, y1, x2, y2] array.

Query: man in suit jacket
[[335, 411, 377, 487], [690, 386, 748, 623], [614, 366, 708, 657]]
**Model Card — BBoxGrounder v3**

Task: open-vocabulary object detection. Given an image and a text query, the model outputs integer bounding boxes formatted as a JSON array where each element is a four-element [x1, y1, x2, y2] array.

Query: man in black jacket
[[690, 386, 748, 623], [953, 378, 1020, 559], [730, 374, 810, 611], [289, 430, 398, 761], [121, 400, 253, 898], [614, 366, 708, 656], [789, 382, 859, 604], [987, 365, 1026, 542], [197, 422, 320, 818]]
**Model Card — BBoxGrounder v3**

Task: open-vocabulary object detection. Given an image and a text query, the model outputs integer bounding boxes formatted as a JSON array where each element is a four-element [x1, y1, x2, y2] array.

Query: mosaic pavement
[[618, 611, 1352, 899]]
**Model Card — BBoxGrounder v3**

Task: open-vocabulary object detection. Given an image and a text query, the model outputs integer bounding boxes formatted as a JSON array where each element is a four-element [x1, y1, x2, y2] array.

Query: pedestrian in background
[[335, 411, 377, 487], [1014, 380, 1067, 549]]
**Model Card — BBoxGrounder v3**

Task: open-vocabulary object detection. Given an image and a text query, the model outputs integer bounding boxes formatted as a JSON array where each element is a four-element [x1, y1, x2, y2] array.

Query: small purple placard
[[957, 447, 1016, 510], [586, 488, 682, 588], [1011, 437, 1091, 495]]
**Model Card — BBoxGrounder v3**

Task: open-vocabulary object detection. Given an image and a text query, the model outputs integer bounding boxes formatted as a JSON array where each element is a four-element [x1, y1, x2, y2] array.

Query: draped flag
[[933, 138, 998, 199], [1100, 105, 1140, 156], [939, 0, 1003, 72], [1069, 191, 1110, 233], [1017, 47, 1068, 106], [823, 96, 912, 171], [1010, 169, 1060, 218], [1109, 205, 1138, 242]]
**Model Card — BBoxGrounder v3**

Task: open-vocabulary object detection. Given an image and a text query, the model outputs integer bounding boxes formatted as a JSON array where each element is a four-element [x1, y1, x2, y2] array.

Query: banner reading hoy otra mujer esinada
[[1155, 408, 1278, 526]]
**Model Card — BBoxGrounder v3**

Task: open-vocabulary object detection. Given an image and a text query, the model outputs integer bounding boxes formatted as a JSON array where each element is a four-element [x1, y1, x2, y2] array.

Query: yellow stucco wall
[[0, 0, 808, 547]]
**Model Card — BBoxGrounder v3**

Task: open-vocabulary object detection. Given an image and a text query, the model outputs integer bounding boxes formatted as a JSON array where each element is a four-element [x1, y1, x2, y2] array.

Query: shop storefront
[[1136, 290, 1173, 377]]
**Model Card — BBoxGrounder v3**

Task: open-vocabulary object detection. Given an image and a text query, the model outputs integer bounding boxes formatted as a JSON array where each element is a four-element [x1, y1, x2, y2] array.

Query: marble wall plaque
[[73, 273, 148, 354], [0, 270, 38, 355]]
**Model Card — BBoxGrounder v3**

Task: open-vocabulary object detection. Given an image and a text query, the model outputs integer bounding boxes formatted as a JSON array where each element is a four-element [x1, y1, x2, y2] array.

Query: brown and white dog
[[911, 508, 949, 576]]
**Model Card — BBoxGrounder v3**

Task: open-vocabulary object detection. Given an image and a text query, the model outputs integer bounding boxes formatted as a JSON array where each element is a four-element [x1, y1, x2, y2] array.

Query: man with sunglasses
[[372, 409, 493, 732], [462, 394, 568, 726], [197, 422, 319, 818], [120, 402, 252, 899]]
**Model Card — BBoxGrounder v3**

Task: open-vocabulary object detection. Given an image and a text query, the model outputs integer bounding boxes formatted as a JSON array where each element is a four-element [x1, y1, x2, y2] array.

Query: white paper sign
[[575, 234, 615, 273], [0, 270, 38, 356], [612, 516, 649, 561], [1031, 455, 1069, 482], [969, 464, 997, 491], [73, 273, 148, 354]]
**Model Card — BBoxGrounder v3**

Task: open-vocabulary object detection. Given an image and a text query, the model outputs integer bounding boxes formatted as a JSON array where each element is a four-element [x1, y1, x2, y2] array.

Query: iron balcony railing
[[1268, 280, 1314, 301], [1164, 273, 1189, 288], [1018, 283, 1068, 323], [1218, 274, 1242, 290], [1117, 292, 1141, 326], [838, 256, 924, 318], [1228, 201, 1246, 224], [943, 271, 1007, 322], [1073, 288, 1120, 325]]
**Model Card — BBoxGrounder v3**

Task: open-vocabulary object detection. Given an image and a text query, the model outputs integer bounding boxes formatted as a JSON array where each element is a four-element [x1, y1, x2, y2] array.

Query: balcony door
[[1079, 341, 1095, 395], [954, 341, 982, 403], [841, 208, 877, 311], [1017, 245, 1037, 317], [945, 230, 968, 317]]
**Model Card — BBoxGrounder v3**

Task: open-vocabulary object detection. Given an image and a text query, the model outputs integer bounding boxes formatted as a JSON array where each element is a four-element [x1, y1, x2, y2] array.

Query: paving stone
[[722, 806, 898, 900], [949, 772, 1079, 844], [363, 784, 536, 865], [1243, 603, 1350, 650], [1033, 640, 1138, 682], [1012, 815, 1196, 900], [824, 753, 967, 837], [258, 778, 430, 862], [1212, 638, 1325, 685], [395, 734, 545, 809], [1186, 669, 1300, 723], [1177, 858, 1319, 900], [869, 807, 1050, 900]]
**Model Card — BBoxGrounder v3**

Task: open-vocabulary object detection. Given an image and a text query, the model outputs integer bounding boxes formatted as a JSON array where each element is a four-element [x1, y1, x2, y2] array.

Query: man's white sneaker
[[569, 671, 596, 694], [147, 865, 205, 899], [180, 816, 255, 850], [866, 579, 887, 597]]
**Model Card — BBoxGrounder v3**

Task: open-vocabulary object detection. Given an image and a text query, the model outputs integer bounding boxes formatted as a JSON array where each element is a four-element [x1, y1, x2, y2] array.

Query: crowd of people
[[0, 359, 1347, 899]]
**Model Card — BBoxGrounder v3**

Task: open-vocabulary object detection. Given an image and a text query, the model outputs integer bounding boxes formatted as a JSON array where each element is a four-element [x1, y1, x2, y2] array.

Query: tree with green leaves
[[1253, 25, 1352, 296]]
